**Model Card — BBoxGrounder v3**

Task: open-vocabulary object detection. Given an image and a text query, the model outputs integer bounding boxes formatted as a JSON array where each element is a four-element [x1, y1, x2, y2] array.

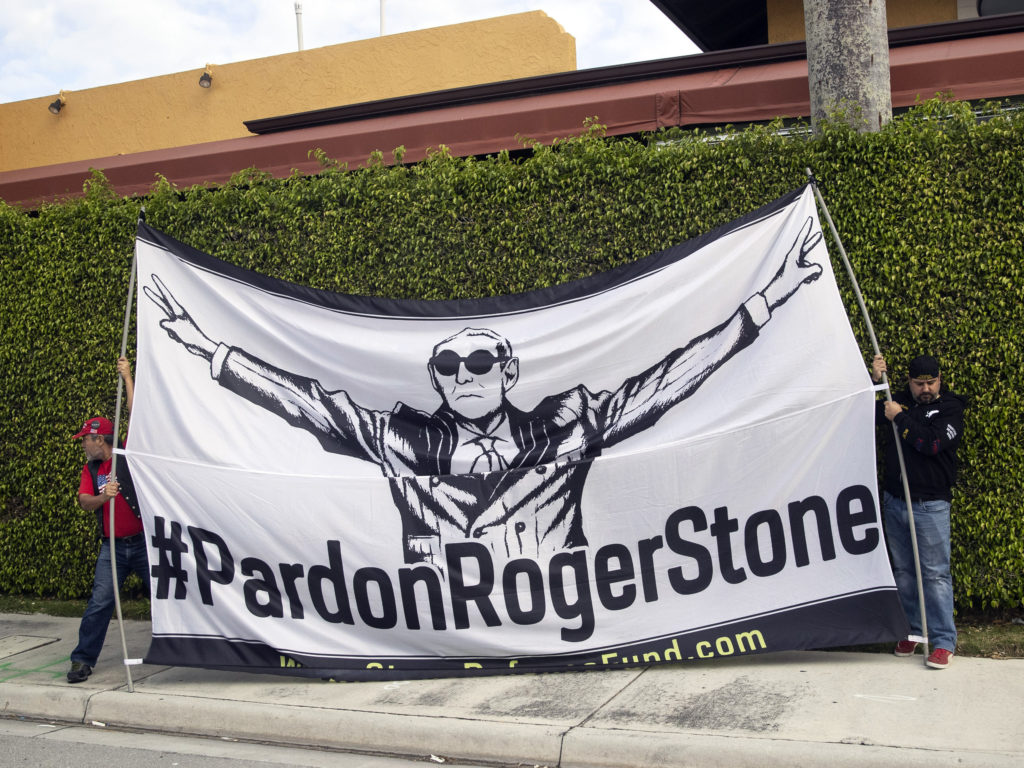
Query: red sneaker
[[926, 648, 953, 669], [893, 639, 918, 657]]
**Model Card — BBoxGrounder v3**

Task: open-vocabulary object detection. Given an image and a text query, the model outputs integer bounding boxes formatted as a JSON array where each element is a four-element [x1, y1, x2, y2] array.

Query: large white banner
[[130, 186, 907, 678]]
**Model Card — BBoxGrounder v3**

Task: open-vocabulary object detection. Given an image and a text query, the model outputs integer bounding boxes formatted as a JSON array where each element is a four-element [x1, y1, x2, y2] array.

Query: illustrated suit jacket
[[209, 295, 772, 564]]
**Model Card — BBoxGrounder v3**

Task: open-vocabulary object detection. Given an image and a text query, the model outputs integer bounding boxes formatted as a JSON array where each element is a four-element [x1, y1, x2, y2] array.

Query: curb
[[3, 679, 1022, 768], [1, 681, 92, 723], [559, 727, 1022, 768], [3, 681, 565, 766], [87, 690, 567, 764]]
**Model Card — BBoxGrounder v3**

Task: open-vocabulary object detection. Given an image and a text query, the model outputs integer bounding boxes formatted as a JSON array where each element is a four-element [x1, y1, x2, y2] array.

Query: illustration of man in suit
[[145, 219, 823, 565]]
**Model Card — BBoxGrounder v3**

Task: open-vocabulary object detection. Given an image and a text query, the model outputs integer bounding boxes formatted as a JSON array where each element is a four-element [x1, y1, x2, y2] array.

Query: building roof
[[2, 15, 1022, 209]]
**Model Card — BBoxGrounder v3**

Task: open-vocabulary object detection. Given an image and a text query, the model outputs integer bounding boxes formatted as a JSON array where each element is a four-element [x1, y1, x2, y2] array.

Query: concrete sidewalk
[[1, 612, 1021, 767]]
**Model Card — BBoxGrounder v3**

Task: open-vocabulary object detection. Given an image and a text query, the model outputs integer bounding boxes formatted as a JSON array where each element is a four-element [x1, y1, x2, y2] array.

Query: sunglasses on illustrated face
[[430, 349, 508, 376]]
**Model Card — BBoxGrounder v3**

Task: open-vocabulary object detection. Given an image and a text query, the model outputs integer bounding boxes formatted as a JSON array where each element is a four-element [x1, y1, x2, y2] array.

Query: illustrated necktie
[[469, 435, 508, 474]]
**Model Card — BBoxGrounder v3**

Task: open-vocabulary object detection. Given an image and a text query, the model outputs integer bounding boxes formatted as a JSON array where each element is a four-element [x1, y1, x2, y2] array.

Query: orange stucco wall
[[0, 12, 575, 173], [766, 0, 959, 44]]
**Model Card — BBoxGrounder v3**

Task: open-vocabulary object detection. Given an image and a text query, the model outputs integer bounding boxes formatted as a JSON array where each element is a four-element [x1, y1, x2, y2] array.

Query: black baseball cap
[[908, 355, 940, 381]]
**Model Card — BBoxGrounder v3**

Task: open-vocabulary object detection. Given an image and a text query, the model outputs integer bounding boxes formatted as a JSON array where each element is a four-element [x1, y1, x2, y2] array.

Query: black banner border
[[144, 588, 908, 680], [136, 187, 806, 321]]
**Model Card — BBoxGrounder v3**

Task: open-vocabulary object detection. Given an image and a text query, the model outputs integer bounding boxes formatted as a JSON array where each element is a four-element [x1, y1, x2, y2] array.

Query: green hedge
[[2, 99, 1021, 609]]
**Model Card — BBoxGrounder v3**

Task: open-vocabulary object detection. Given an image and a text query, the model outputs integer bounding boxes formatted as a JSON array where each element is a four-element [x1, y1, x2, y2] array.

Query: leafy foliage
[[1, 100, 1021, 608]]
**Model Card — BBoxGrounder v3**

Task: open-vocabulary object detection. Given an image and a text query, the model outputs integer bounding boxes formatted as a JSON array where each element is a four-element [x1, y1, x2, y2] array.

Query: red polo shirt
[[79, 459, 143, 538]]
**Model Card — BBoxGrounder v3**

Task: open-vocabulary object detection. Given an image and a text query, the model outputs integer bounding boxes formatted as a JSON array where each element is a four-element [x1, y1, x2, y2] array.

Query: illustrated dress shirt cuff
[[743, 293, 771, 327], [211, 343, 231, 380]]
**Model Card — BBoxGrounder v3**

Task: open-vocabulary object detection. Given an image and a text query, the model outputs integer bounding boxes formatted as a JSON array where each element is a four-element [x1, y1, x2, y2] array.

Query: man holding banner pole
[[872, 354, 965, 669], [66, 358, 149, 684]]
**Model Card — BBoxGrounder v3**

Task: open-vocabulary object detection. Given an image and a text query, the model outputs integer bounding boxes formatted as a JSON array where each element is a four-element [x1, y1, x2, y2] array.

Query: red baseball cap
[[72, 416, 114, 439]]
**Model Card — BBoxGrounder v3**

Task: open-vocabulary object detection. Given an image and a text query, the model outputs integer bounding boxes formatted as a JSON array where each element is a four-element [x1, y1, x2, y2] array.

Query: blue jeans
[[71, 535, 151, 667], [882, 491, 956, 652]]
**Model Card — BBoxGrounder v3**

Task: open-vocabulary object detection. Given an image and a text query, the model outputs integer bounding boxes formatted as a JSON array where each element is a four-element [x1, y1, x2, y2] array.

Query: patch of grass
[[956, 615, 1024, 659], [0, 594, 151, 621]]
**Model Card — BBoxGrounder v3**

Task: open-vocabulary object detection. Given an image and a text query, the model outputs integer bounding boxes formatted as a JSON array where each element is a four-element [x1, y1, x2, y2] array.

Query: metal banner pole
[[806, 169, 929, 663], [108, 209, 143, 691]]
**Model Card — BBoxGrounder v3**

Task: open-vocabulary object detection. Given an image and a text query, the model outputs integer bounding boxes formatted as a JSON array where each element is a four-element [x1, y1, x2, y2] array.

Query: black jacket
[[877, 385, 966, 501]]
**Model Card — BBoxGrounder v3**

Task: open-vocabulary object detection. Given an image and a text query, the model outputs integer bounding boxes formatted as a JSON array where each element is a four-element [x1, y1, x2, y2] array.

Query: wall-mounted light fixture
[[48, 91, 66, 114], [198, 66, 213, 88]]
